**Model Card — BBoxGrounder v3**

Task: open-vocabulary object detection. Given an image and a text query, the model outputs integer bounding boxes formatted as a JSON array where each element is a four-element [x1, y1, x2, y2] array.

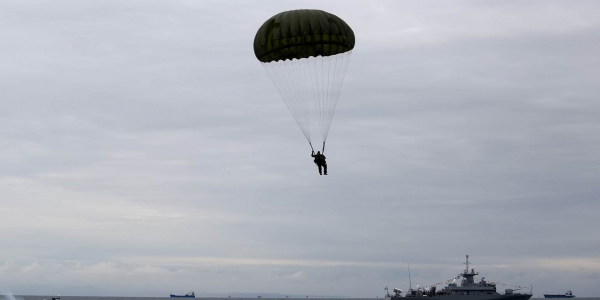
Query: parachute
[[254, 9, 355, 152]]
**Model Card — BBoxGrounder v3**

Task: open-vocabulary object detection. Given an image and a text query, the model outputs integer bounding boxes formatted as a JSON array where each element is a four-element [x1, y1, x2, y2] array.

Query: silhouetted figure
[[311, 150, 327, 175]]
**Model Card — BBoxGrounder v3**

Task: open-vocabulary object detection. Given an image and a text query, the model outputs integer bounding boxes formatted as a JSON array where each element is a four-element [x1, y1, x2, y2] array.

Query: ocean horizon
[[6, 297, 600, 300]]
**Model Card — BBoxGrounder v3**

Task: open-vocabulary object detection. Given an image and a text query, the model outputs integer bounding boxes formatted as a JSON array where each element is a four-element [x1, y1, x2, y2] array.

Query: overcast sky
[[1, 0, 600, 297]]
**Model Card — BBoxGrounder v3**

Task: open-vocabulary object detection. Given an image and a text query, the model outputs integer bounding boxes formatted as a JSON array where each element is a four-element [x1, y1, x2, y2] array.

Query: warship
[[385, 256, 532, 300]]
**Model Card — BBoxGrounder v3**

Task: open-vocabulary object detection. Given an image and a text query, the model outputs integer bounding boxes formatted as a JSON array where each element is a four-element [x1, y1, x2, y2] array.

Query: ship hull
[[170, 296, 195, 298], [544, 296, 575, 298], [399, 294, 532, 300], [436, 295, 530, 300]]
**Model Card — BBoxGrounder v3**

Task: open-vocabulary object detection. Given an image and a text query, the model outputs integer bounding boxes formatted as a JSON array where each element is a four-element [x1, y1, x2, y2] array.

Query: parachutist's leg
[[323, 163, 328, 175], [318, 164, 323, 175]]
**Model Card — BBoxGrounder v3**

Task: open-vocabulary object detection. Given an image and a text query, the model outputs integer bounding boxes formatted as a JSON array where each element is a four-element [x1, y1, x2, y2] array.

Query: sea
[[6, 298, 385, 300], [7, 297, 600, 300], [7, 298, 382, 300]]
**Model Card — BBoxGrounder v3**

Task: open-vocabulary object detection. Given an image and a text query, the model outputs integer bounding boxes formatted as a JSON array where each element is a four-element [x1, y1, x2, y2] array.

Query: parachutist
[[255, 10, 354, 153], [311, 150, 328, 175]]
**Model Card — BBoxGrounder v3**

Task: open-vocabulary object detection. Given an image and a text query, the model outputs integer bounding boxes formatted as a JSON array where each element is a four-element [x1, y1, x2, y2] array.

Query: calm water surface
[[11, 297, 600, 300]]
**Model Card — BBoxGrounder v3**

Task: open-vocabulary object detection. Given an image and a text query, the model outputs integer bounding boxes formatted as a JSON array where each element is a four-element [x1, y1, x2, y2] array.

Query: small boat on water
[[544, 291, 575, 298], [170, 291, 195, 298]]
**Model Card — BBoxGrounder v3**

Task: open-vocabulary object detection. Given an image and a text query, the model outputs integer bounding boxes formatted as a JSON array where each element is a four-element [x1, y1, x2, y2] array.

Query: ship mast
[[464, 255, 469, 274], [408, 264, 412, 290]]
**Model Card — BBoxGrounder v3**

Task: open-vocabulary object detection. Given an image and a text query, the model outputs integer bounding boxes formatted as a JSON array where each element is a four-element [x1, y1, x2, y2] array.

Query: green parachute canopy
[[254, 9, 355, 63]]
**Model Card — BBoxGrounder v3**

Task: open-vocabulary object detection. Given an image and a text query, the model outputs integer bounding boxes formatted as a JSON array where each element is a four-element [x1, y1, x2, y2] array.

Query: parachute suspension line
[[319, 56, 326, 141], [323, 55, 332, 141], [322, 55, 335, 141], [271, 63, 302, 134], [299, 52, 353, 146], [336, 51, 353, 113], [262, 64, 291, 122], [282, 61, 300, 127], [323, 51, 353, 141], [262, 52, 351, 150], [288, 63, 304, 120], [302, 59, 310, 133], [323, 53, 341, 140], [262, 62, 311, 142], [280, 61, 301, 124], [292, 60, 311, 142], [309, 56, 323, 144], [281, 59, 309, 141], [321, 56, 327, 142], [324, 53, 342, 141], [294, 59, 310, 135], [315, 56, 323, 144], [329, 53, 346, 133], [263, 64, 294, 132], [322, 141, 326, 153], [307, 56, 320, 143]]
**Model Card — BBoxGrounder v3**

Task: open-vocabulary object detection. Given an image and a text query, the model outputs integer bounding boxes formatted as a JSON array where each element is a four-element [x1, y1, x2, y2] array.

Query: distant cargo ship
[[544, 291, 575, 298], [170, 292, 195, 298]]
